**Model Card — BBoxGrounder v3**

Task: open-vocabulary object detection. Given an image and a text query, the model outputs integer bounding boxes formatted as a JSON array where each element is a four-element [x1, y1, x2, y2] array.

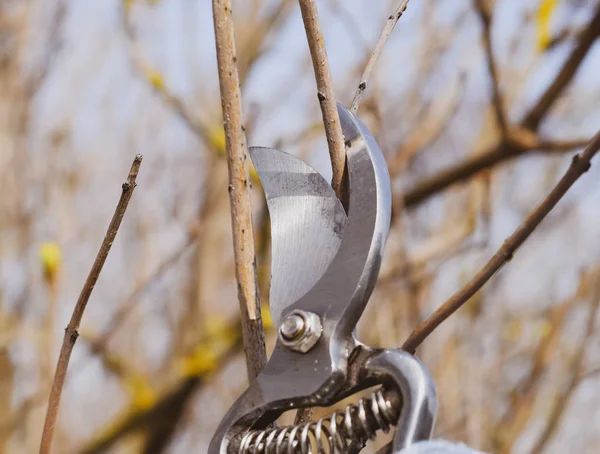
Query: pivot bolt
[[280, 313, 306, 340], [278, 310, 322, 353]]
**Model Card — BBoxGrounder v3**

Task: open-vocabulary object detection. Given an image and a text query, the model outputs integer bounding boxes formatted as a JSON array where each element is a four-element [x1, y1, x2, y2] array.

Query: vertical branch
[[212, 0, 267, 380], [39, 155, 142, 454], [473, 0, 508, 136], [298, 0, 347, 201], [350, 0, 411, 113]]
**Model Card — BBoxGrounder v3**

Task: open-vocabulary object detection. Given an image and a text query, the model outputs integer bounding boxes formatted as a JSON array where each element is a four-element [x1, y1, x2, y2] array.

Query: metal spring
[[238, 389, 399, 454]]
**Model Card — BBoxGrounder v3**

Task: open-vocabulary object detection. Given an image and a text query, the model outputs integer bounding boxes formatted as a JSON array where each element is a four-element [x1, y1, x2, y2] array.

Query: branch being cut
[[350, 0, 411, 113], [212, 0, 267, 380], [403, 129, 600, 353], [39, 155, 142, 454], [298, 0, 347, 201], [473, 0, 507, 136]]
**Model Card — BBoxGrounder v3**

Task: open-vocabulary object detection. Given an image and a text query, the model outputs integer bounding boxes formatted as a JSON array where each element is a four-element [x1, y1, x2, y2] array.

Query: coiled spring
[[238, 389, 399, 454]]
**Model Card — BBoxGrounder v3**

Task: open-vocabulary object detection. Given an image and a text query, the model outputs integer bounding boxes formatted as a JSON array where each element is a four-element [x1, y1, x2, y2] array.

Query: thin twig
[[39, 155, 142, 454], [298, 0, 347, 201], [350, 0, 410, 113], [403, 130, 600, 353], [212, 0, 267, 380], [473, 0, 507, 136]]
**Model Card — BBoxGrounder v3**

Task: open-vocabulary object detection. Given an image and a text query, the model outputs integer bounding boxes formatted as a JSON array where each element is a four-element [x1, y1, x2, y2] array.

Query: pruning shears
[[209, 104, 437, 454]]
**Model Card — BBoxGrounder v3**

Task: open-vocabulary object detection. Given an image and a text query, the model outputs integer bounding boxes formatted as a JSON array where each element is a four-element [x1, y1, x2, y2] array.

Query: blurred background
[[1, 0, 600, 452]]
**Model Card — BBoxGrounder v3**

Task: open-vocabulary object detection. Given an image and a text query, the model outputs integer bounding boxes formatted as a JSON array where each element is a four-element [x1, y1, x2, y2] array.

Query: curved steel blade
[[208, 105, 392, 454], [249, 146, 347, 327], [288, 103, 392, 351]]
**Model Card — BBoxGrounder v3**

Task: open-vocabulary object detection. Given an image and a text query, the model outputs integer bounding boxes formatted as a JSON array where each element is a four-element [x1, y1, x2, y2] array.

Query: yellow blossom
[[40, 242, 61, 283], [537, 0, 559, 52], [179, 344, 219, 377], [144, 68, 165, 91], [125, 375, 157, 410], [261, 304, 273, 330], [208, 126, 226, 156]]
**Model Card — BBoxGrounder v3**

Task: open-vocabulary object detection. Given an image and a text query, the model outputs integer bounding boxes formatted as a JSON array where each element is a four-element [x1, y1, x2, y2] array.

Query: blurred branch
[[120, 2, 214, 151], [121, 1, 293, 153], [27, 0, 67, 96], [325, 0, 370, 55], [522, 4, 600, 130], [403, 136, 589, 207], [39, 155, 142, 454], [212, 0, 267, 380], [403, 130, 600, 353], [237, 0, 294, 85], [79, 318, 244, 454], [389, 73, 466, 178], [403, 4, 600, 208], [80, 377, 200, 454], [473, 0, 507, 136], [350, 0, 410, 113], [298, 0, 347, 201], [0, 349, 14, 451], [492, 298, 574, 451], [534, 138, 592, 151], [88, 235, 195, 360], [529, 279, 600, 454]]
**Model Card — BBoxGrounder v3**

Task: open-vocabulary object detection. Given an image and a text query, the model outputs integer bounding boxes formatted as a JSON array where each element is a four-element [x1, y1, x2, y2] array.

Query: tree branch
[[402, 5, 600, 208], [403, 129, 600, 353], [298, 0, 347, 201], [212, 0, 267, 380], [39, 155, 143, 454], [403, 136, 590, 208], [522, 4, 600, 131], [350, 0, 411, 113], [473, 0, 507, 136]]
